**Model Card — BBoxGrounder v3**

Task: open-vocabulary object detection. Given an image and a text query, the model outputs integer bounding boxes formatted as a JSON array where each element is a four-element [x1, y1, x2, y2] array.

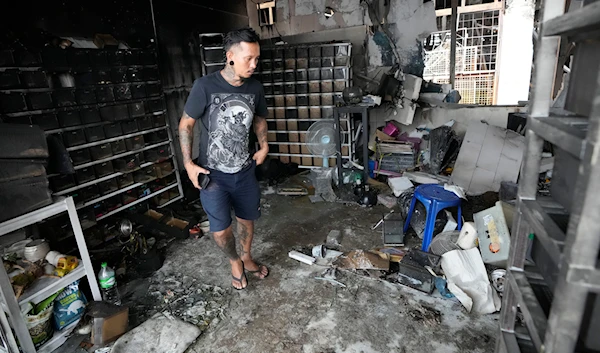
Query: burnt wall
[[153, 0, 249, 166], [247, 0, 437, 76], [1, 0, 249, 168], [0, 0, 155, 48]]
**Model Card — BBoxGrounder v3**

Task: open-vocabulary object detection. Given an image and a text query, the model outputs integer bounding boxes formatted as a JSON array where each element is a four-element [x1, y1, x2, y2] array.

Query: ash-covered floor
[[117, 189, 499, 353]]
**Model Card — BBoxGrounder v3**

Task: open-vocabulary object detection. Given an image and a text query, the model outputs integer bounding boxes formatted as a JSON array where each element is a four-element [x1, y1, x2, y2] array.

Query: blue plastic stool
[[403, 184, 463, 251]]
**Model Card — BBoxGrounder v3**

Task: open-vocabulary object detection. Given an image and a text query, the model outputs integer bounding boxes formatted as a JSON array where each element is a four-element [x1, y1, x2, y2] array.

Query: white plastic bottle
[[98, 262, 122, 305]]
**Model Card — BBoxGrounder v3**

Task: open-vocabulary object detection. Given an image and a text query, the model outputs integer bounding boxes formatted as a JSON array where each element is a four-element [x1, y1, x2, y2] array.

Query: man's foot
[[231, 260, 247, 290], [243, 259, 269, 279]]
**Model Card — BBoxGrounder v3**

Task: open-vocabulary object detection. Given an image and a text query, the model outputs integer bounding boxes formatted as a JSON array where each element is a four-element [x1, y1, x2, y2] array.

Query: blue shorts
[[200, 160, 261, 232]]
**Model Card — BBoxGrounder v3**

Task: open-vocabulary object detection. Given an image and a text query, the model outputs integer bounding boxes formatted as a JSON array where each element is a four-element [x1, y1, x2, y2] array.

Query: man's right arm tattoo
[[179, 113, 194, 166]]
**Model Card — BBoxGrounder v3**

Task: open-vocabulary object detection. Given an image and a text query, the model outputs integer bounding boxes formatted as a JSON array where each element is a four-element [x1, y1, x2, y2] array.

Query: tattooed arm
[[252, 115, 269, 165], [179, 112, 209, 189]]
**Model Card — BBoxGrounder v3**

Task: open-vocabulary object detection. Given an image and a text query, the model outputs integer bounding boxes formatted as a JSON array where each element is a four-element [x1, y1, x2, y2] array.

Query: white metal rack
[[496, 0, 600, 352], [0, 197, 102, 353]]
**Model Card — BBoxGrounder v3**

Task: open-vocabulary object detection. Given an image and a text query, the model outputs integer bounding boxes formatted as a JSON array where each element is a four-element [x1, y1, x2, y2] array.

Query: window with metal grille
[[423, 10, 500, 105]]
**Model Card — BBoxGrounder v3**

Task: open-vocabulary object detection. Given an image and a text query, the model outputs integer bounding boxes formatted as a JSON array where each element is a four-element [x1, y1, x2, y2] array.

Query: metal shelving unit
[[65, 126, 167, 152], [0, 197, 102, 353], [496, 0, 600, 352], [3, 97, 162, 118], [1, 47, 184, 229], [199, 33, 225, 76], [96, 182, 179, 221], [43, 110, 165, 134], [257, 42, 354, 168]]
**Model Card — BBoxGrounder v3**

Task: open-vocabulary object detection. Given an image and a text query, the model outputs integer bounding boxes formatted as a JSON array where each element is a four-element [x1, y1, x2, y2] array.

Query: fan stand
[[320, 135, 331, 168]]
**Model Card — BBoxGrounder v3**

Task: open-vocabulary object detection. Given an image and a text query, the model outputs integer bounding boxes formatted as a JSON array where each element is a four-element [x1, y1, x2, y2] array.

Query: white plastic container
[[457, 222, 478, 250]]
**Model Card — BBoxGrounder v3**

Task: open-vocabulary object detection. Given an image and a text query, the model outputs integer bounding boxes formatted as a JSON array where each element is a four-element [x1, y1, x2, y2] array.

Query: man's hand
[[252, 147, 269, 166], [185, 162, 210, 189]]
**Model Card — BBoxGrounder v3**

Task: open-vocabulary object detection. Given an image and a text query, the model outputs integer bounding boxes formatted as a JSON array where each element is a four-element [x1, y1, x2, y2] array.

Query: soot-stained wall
[[0, 0, 155, 48], [246, 0, 436, 76], [1, 0, 249, 168], [153, 0, 249, 165]]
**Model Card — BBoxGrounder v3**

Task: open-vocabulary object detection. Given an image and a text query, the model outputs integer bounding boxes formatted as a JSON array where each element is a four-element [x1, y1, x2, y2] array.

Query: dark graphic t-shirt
[[183, 72, 268, 174]]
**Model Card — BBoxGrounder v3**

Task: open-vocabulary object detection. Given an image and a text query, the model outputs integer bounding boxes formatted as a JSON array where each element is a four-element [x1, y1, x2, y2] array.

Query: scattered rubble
[[111, 312, 201, 353], [125, 271, 228, 333]]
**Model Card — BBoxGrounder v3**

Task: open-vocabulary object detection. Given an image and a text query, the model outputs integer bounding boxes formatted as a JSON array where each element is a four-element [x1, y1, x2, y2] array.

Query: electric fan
[[306, 121, 343, 167]]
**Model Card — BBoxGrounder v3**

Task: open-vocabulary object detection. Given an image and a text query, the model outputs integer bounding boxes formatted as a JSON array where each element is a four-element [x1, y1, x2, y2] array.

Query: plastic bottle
[[98, 262, 122, 305]]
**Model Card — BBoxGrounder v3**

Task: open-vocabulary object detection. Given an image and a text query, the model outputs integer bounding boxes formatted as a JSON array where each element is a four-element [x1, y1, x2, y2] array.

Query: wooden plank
[[435, 1, 503, 17]]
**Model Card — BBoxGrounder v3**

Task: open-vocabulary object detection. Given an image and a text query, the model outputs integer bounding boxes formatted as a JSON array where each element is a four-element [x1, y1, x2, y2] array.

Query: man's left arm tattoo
[[254, 116, 268, 150]]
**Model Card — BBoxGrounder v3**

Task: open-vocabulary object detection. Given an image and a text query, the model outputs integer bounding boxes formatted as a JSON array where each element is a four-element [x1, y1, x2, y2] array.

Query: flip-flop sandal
[[232, 262, 247, 290], [246, 263, 269, 279]]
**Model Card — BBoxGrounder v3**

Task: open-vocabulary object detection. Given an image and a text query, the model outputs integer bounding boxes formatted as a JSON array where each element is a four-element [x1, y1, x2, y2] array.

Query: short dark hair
[[223, 27, 260, 52]]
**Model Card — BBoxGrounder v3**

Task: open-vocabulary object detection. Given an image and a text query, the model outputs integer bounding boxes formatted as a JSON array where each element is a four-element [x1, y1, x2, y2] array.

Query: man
[[179, 27, 269, 290]]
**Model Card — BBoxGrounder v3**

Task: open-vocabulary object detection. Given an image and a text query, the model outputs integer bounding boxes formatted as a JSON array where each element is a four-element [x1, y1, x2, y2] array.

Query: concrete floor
[[119, 190, 499, 353]]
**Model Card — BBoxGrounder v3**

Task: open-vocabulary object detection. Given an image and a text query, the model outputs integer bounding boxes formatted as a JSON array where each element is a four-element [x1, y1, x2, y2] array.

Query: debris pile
[[127, 271, 228, 332]]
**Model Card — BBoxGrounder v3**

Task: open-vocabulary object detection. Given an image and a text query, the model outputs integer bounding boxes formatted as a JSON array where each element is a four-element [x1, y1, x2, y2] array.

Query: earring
[[229, 61, 234, 66]]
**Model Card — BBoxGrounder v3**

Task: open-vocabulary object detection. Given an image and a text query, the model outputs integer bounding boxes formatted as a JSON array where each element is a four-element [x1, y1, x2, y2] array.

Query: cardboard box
[[93, 34, 119, 49], [87, 301, 128, 345]]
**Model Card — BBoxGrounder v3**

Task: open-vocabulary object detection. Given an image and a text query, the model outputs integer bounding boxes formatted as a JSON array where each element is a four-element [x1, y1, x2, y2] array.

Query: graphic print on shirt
[[207, 93, 255, 173]]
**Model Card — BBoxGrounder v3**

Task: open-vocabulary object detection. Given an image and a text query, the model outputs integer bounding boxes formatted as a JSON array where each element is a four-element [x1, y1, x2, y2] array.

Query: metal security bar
[[424, 9, 501, 104]]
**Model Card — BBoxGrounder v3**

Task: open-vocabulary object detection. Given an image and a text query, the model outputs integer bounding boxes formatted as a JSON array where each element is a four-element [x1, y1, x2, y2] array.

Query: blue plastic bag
[[53, 280, 87, 330]]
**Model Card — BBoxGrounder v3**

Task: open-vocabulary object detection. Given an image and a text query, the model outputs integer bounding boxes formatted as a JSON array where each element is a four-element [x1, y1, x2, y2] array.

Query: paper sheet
[[388, 177, 414, 197], [441, 248, 501, 314]]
